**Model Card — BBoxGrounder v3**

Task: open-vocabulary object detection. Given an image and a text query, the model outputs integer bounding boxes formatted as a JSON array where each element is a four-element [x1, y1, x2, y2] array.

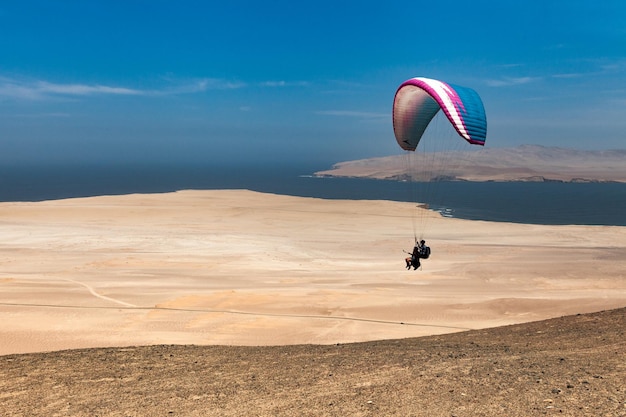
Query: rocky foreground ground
[[1, 308, 624, 417]]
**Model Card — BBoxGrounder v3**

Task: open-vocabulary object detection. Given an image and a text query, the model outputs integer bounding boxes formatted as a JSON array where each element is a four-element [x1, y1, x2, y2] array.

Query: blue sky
[[1, 1, 625, 168]]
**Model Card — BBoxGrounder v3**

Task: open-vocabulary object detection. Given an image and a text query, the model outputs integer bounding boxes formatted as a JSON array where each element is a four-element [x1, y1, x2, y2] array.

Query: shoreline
[[3, 164, 626, 226], [1, 189, 625, 355]]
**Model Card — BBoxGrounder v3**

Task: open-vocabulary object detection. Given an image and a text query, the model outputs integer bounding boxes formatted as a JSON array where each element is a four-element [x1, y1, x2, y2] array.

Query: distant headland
[[315, 145, 626, 183]]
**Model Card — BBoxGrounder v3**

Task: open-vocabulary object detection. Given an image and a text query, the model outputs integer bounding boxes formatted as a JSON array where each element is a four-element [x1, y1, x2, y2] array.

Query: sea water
[[1, 164, 625, 226]]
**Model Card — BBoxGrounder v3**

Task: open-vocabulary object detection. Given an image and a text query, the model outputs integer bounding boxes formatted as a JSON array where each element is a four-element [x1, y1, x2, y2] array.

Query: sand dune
[[1, 189, 625, 355]]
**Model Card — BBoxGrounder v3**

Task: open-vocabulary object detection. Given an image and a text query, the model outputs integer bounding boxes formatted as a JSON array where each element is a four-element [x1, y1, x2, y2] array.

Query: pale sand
[[1, 190, 625, 355]]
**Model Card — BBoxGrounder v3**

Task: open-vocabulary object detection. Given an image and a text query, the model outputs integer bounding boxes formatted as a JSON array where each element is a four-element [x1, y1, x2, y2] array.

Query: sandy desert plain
[[1, 187, 625, 355], [1, 184, 625, 416]]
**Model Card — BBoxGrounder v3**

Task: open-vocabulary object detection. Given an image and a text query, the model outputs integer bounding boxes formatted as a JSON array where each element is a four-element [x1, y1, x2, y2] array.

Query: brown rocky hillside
[[1, 308, 624, 416]]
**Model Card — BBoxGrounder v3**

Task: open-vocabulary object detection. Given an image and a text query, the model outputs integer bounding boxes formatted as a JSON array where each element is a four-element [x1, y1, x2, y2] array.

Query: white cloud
[[485, 76, 540, 87], [0, 74, 317, 101], [316, 110, 387, 119], [0, 80, 43, 100], [496, 63, 525, 69], [0, 76, 144, 100], [157, 78, 246, 94], [0, 75, 247, 101], [38, 81, 142, 96], [259, 80, 309, 87], [551, 72, 585, 79], [599, 58, 626, 74]]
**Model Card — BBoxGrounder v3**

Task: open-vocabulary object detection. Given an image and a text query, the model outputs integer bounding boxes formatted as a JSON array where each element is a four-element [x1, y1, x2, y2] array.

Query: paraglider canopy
[[393, 77, 487, 151]]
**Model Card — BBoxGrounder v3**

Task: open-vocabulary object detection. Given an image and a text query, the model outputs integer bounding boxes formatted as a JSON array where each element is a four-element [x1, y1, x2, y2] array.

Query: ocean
[[1, 164, 625, 226]]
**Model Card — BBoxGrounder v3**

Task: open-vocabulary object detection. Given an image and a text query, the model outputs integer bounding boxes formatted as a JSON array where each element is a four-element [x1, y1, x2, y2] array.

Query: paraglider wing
[[393, 77, 487, 151]]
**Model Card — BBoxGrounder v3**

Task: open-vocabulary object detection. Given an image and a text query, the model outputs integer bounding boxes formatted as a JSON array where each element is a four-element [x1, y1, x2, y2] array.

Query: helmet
[[420, 240, 425, 244]]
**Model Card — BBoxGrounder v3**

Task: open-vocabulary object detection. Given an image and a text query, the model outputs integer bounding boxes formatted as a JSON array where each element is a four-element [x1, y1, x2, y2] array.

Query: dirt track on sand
[[2, 308, 624, 417]]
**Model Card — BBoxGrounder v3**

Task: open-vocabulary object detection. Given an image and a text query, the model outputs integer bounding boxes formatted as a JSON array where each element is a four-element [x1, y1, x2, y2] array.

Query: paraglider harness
[[405, 241, 430, 270]]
